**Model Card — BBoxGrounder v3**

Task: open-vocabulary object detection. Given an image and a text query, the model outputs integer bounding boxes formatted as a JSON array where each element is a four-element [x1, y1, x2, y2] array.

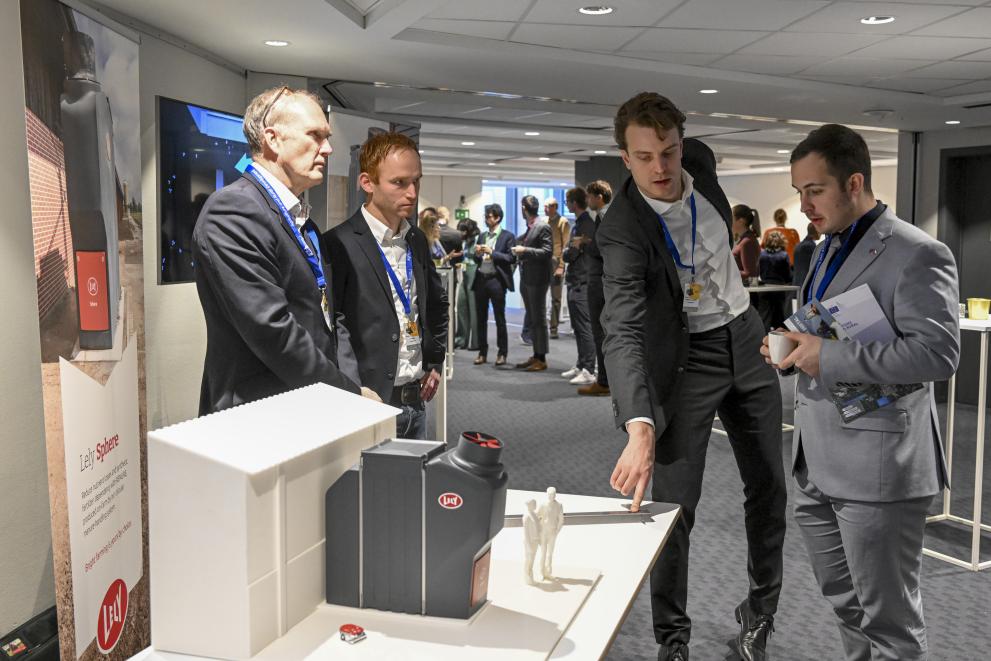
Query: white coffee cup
[[768, 330, 797, 366]]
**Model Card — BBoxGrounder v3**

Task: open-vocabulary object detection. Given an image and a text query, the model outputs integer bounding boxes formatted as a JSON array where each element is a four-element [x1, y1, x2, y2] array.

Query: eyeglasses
[[261, 85, 290, 128]]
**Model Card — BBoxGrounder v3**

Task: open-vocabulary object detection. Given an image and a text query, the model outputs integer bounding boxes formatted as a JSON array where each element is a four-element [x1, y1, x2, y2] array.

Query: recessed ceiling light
[[699, 89, 719, 94], [776, 149, 790, 154], [946, 120, 961, 125], [594, 150, 607, 154], [579, 6, 614, 16], [560, 182, 570, 186], [461, 141, 475, 146], [488, 162, 496, 165], [860, 16, 895, 25], [264, 40, 290, 47], [525, 131, 541, 136], [539, 157, 550, 161], [538, 172, 544, 175]]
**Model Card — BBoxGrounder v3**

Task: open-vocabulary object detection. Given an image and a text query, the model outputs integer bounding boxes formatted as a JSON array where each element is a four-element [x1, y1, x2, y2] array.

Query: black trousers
[[474, 273, 508, 358], [587, 276, 608, 386], [650, 308, 786, 646], [566, 281, 596, 371], [756, 291, 789, 332], [521, 282, 549, 356]]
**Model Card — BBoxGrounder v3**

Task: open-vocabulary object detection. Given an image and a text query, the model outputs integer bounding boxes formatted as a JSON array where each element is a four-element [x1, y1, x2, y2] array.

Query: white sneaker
[[569, 368, 596, 385], [561, 366, 580, 379]]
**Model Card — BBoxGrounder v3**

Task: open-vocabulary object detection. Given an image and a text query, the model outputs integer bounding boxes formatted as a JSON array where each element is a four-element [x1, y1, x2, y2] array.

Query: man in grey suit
[[766, 124, 959, 660], [512, 194, 553, 371]]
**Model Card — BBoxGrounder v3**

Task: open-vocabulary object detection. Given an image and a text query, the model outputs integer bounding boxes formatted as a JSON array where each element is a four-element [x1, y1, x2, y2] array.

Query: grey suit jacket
[[793, 207, 959, 502]]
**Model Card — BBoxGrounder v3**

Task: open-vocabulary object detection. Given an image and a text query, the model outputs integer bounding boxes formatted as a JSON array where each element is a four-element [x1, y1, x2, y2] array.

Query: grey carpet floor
[[439, 309, 991, 660]]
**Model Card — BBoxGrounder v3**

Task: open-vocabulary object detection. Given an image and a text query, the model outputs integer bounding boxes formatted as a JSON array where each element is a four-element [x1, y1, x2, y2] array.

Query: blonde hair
[[243, 86, 322, 157], [418, 208, 441, 241]]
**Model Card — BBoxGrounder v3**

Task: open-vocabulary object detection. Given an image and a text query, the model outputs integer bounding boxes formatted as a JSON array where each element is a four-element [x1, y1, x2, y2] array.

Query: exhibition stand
[[924, 317, 991, 571], [137, 383, 679, 660]]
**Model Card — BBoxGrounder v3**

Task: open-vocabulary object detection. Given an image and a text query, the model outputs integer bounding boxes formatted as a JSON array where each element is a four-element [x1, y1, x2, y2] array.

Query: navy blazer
[[472, 228, 516, 292], [323, 210, 449, 402], [192, 174, 359, 415], [597, 138, 734, 431]]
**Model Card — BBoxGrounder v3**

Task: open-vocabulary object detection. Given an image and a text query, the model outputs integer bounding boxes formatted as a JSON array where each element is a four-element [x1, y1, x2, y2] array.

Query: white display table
[[924, 317, 991, 571], [135, 490, 679, 660]]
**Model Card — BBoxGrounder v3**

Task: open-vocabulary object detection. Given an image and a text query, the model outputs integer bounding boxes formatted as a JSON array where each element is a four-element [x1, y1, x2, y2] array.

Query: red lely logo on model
[[438, 492, 463, 509], [96, 578, 128, 653]]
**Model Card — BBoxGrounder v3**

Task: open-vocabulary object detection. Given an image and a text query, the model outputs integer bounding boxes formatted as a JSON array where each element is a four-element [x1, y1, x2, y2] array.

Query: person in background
[[512, 195, 553, 371], [732, 204, 761, 283], [419, 208, 447, 265], [472, 203, 516, 366], [454, 218, 480, 351], [560, 186, 597, 385], [579, 179, 613, 396], [437, 205, 464, 260], [791, 222, 820, 287], [761, 208, 800, 264], [757, 231, 792, 331], [545, 196, 571, 339]]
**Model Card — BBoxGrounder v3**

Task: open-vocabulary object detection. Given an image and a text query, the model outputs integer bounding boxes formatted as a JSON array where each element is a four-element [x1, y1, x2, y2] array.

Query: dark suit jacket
[[597, 138, 733, 431], [472, 228, 516, 292], [562, 210, 596, 287], [192, 174, 359, 415], [516, 220, 554, 287], [439, 224, 464, 265], [792, 235, 816, 286], [324, 210, 448, 401]]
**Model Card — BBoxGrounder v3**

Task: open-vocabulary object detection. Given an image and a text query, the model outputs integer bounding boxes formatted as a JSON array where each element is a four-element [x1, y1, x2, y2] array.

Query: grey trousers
[[794, 469, 933, 661]]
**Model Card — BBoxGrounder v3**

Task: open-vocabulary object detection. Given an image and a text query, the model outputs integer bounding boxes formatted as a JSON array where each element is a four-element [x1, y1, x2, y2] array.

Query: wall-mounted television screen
[[158, 96, 249, 284]]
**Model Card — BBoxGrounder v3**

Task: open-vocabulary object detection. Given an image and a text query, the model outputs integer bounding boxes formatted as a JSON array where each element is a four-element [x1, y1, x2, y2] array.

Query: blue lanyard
[[806, 218, 861, 303], [656, 194, 697, 276], [378, 243, 414, 316], [245, 164, 326, 290]]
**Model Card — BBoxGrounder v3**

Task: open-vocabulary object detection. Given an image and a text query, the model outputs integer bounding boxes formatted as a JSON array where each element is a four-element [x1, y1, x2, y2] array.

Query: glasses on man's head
[[261, 85, 290, 128]]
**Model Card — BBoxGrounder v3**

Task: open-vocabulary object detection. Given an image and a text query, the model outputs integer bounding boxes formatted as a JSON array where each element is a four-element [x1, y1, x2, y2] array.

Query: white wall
[[420, 175, 484, 220], [719, 165, 898, 236], [0, 0, 55, 635], [140, 36, 246, 428]]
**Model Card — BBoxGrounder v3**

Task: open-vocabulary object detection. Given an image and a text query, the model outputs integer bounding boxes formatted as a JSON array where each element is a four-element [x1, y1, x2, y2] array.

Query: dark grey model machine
[[326, 432, 508, 619]]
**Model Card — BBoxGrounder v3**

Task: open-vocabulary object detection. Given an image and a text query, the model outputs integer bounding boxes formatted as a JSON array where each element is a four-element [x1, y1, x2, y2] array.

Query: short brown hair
[[764, 230, 786, 252], [773, 208, 787, 225], [360, 132, 419, 183], [243, 86, 322, 157], [566, 186, 587, 209], [614, 92, 686, 151], [585, 180, 612, 204]]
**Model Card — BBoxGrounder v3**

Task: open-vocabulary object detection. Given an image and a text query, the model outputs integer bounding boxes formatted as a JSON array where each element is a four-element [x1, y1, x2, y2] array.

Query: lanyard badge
[[657, 194, 700, 310], [378, 245, 419, 337]]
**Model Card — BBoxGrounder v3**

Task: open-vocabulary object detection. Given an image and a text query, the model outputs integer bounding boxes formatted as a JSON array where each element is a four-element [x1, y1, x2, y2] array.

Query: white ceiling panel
[[796, 73, 875, 86], [345, 0, 381, 12], [427, 0, 532, 21], [623, 28, 768, 54], [905, 60, 991, 79], [866, 77, 972, 94], [912, 8, 991, 38], [414, 19, 517, 41], [616, 51, 723, 66], [524, 0, 683, 26], [711, 54, 824, 76], [737, 31, 887, 58], [800, 56, 932, 78], [931, 79, 991, 97], [785, 2, 968, 35], [959, 47, 991, 62], [659, 0, 829, 31], [850, 36, 991, 61], [510, 23, 644, 51]]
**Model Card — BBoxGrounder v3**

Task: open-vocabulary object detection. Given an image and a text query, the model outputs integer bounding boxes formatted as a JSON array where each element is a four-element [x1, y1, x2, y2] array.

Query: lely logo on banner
[[96, 579, 128, 654]]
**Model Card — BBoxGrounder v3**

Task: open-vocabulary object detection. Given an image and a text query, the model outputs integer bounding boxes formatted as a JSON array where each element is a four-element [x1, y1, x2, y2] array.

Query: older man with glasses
[[192, 86, 378, 415]]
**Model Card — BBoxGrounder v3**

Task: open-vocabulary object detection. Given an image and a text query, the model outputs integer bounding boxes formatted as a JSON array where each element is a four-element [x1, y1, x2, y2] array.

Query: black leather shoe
[[657, 643, 689, 661], [735, 599, 773, 661]]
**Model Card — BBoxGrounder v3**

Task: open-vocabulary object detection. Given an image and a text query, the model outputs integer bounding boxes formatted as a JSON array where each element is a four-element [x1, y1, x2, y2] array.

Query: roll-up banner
[[20, 0, 149, 657]]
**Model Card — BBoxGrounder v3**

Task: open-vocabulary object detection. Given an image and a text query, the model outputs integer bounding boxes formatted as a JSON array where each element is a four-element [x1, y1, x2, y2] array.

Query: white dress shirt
[[250, 163, 309, 227], [361, 205, 424, 386], [638, 170, 749, 333]]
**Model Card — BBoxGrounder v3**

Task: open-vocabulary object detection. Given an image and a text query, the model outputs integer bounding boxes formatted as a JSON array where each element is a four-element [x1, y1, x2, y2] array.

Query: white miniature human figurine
[[538, 487, 564, 579], [523, 499, 542, 585]]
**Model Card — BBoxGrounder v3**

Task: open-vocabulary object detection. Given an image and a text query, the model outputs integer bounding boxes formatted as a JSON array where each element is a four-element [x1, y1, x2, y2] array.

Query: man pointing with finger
[[597, 92, 786, 661]]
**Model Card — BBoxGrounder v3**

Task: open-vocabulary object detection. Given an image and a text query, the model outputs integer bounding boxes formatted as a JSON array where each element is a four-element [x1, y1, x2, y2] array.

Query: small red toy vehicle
[[339, 623, 366, 644]]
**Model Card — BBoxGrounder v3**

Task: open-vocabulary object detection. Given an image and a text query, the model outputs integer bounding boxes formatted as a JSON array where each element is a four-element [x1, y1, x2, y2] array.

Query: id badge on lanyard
[[683, 279, 702, 310], [657, 195, 700, 311]]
